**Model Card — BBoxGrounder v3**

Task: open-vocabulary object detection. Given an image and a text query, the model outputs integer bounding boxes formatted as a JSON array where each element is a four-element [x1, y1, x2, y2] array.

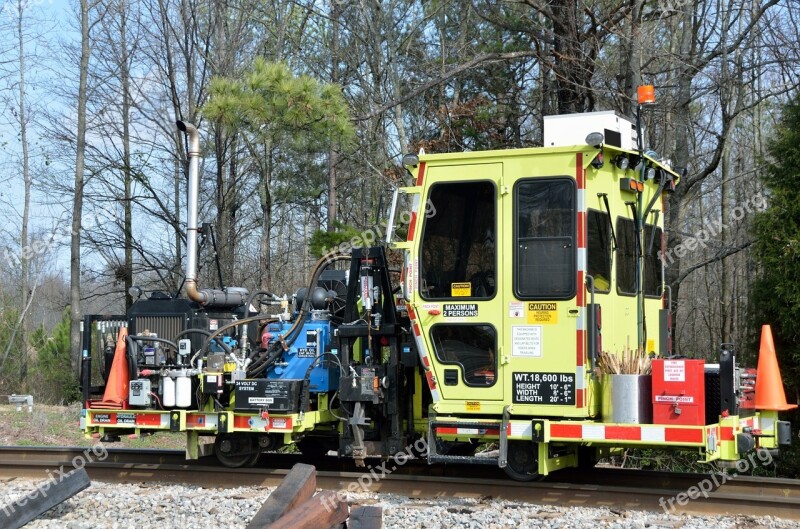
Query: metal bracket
[[498, 406, 510, 469], [531, 419, 546, 443]]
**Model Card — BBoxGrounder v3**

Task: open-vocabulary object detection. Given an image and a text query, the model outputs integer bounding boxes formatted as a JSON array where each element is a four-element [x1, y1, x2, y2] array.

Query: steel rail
[[1, 447, 798, 520]]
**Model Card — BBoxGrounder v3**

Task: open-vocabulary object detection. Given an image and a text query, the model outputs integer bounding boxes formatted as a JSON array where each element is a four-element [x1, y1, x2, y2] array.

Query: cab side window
[[616, 217, 636, 295], [644, 224, 663, 297], [587, 209, 611, 293]]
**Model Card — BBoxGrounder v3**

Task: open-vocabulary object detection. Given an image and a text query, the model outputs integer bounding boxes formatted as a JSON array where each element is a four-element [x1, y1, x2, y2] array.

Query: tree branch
[[355, 51, 538, 122]]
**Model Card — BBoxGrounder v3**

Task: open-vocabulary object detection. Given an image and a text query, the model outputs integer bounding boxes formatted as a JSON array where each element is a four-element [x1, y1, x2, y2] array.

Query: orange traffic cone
[[93, 326, 130, 409], [754, 325, 797, 411]]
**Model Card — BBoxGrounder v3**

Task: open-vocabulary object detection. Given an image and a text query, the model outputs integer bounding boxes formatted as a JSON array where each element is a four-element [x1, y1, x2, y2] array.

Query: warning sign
[[526, 302, 558, 324], [509, 302, 524, 318], [663, 360, 686, 382], [466, 401, 481, 411], [451, 282, 472, 297], [512, 326, 542, 357]]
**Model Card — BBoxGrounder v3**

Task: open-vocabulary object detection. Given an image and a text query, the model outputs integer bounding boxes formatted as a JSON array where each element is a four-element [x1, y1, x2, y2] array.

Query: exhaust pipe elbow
[[176, 120, 200, 156], [185, 278, 206, 304]]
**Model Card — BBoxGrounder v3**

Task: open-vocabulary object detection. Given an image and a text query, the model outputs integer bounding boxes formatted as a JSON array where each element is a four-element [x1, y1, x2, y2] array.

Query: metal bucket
[[601, 374, 652, 424]]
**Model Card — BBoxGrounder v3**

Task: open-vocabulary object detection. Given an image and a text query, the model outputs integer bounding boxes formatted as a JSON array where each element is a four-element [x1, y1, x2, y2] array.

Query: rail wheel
[[503, 441, 541, 482], [215, 434, 260, 468]]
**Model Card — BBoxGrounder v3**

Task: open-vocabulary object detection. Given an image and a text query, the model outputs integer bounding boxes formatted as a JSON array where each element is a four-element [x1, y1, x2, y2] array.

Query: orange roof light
[[638, 85, 655, 105]]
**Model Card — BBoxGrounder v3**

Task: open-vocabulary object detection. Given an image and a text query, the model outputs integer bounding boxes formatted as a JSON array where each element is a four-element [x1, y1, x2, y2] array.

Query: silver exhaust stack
[[177, 121, 248, 308]]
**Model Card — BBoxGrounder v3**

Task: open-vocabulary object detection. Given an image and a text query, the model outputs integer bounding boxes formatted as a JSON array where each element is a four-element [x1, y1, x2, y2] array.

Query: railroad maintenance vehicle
[[80, 88, 794, 480]]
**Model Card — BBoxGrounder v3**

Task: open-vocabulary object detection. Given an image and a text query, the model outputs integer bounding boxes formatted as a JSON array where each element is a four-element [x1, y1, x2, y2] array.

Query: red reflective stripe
[[407, 307, 416, 320], [551, 424, 582, 439], [605, 426, 642, 441], [720, 427, 735, 441], [426, 370, 437, 390], [422, 356, 430, 368], [576, 329, 585, 367], [577, 270, 585, 306], [577, 211, 586, 249], [407, 211, 418, 242], [413, 322, 421, 337], [187, 414, 206, 428], [437, 427, 458, 435], [576, 154, 585, 188], [417, 161, 427, 186], [665, 428, 703, 443], [136, 414, 162, 426], [576, 388, 584, 407], [233, 416, 251, 429]]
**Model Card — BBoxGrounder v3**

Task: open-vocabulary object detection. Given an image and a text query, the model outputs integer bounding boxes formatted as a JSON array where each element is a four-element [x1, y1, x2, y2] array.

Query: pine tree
[[751, 92, 800, 404]]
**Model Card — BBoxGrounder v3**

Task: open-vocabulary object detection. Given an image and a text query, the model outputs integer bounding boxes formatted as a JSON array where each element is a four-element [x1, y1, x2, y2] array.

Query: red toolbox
[[652, 359, 706, 425]]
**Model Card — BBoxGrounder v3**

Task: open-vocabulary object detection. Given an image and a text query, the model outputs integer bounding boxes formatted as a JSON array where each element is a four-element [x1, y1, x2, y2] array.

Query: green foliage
[[29, 311, 81, 404], [308, 222, 364, 258], [750, 93, 800, 396], [0, 307, 24, 394], [204, 59, 355, 151]]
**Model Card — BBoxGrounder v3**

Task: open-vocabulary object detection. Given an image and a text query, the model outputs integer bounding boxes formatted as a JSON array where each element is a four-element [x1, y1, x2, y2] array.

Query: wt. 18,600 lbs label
[[512, 372, 575, 405]]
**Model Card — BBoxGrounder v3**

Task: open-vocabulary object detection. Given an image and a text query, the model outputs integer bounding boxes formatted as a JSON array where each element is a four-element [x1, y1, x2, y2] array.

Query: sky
[[0, 0, 80, 273]]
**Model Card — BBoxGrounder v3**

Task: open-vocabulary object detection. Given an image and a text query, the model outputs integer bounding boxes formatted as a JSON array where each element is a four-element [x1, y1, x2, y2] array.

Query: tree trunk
[[120, 0, 134, 310], [259, 141, 274, 290], [327, 2, 340, 232], [17, 0, 31, 383], [71, 0, 91, 376], [664, 0, 695, 352]]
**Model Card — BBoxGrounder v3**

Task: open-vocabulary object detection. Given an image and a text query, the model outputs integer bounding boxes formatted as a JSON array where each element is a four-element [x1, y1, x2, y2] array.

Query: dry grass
[[0, 403, 185, 449]]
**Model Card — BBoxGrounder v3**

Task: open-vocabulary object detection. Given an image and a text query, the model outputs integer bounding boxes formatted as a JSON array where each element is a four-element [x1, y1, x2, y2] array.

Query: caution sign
[[443, 304, 478, 317], [512, 372, 575, 405], [526, 302, 558, 324], [451, 282, 472, 297]]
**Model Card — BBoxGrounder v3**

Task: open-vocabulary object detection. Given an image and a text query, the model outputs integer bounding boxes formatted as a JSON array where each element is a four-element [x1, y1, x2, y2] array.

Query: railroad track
[[1, 446, 798, 520]]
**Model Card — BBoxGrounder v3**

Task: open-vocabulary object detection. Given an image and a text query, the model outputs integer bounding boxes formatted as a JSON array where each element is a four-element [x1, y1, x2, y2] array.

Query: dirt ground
[[0, 403, 185, 449]]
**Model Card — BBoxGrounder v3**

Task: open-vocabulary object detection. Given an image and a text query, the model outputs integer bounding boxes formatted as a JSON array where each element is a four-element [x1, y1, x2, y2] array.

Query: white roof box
[[543, 110, 639, 151]]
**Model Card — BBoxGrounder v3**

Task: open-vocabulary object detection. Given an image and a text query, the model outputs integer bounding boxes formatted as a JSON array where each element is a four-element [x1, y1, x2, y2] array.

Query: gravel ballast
[[1, 478, 798, 529]]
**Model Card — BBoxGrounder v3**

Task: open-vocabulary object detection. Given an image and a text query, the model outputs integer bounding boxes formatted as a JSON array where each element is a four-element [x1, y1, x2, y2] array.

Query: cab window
[[644, 224, 663, 297], [616, 217, 636, 295], [587, 209, 611, 293], [419, 181, 496, 299], [514, 178, 576, 299], [430, 324, 496, 386]]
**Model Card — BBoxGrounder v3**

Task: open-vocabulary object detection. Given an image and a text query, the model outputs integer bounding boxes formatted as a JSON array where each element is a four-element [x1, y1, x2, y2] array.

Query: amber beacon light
[[637, 85, 656, 105]]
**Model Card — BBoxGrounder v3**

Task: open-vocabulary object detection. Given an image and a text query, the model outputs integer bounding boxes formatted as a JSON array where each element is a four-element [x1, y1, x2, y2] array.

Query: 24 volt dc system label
[[512, 372, 575, 405]]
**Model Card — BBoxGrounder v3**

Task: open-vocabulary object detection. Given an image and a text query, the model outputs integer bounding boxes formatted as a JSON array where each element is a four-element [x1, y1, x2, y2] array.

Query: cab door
[[505, 177, 580, 413], [414, 163, 504, 402]]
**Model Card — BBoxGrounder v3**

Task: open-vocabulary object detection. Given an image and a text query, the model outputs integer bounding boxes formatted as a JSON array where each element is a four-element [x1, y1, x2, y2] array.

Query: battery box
[[234, 379, 303, 413]]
